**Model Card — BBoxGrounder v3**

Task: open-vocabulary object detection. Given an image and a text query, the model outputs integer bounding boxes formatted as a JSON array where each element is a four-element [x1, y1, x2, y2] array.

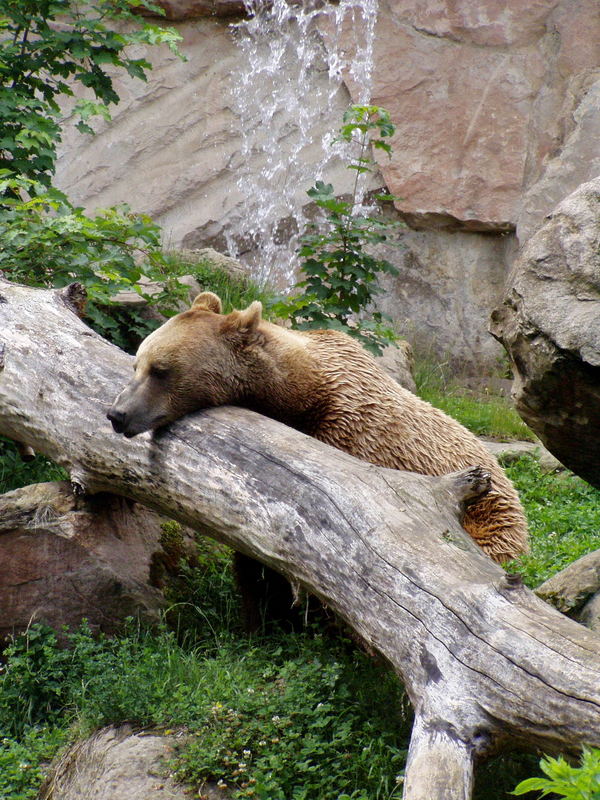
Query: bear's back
[[299, 328, 512, 479]]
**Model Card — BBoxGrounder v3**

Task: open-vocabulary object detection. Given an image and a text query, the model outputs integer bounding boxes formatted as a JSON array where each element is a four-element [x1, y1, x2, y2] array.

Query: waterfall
[[227, 0, 380, 287]]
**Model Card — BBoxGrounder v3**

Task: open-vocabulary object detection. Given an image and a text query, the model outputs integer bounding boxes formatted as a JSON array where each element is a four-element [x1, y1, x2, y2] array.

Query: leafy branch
[[272, 105, 401, 356], [0, 173, 189, 347], [0, 0, 183, 187], [512, 748, 600, 799]]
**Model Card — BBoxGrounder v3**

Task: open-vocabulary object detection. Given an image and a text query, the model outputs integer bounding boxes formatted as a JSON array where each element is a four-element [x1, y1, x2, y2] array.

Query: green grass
[[414, 359, 536, 441], [504, 454, 600, 588], [165, 252, 276, 315], [0, 621, 410, 800], [0, 435, 67, 494]]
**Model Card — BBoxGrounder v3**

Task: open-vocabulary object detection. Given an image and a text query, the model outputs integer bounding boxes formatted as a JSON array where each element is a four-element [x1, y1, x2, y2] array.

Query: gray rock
[[110, 273, 203, 310], [536, 549, 600, 619], [378, 339, 416, 393], [480, 440, 539, 464], [490, 177, 600, 488], [40, 725, 193, 800], [537, 445, 565, 474], [180, 247, 248, 281], [110, 248, 248, 312]]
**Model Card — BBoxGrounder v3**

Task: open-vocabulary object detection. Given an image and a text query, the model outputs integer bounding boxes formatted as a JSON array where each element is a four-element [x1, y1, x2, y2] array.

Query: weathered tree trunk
[[1, 279, 600, 800]]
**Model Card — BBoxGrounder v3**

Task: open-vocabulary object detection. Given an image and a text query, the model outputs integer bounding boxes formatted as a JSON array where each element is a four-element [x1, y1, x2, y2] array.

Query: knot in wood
[[59, 282, 87, 318], [502, 572, 523, 590]]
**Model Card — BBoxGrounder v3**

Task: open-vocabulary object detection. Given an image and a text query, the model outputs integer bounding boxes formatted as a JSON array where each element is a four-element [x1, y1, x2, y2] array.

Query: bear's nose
[[107, 408, 126, 434]]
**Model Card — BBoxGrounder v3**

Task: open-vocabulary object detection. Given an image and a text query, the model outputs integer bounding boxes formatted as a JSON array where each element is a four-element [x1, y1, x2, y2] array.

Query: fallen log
[[1, 279, 600, 800]]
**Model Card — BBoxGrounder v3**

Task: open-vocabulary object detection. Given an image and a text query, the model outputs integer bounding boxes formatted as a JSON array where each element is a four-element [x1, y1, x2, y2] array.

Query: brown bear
[[107, 291, 528, 564]]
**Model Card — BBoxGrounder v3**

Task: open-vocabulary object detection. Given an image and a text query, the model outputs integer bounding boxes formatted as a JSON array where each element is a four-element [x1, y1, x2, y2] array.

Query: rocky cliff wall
[[54, 0, 600, 374]]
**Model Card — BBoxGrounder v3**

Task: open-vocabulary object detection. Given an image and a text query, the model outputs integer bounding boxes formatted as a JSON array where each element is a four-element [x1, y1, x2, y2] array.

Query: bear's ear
[[192, 291, 222, 314], [226, 301, 263, 334]]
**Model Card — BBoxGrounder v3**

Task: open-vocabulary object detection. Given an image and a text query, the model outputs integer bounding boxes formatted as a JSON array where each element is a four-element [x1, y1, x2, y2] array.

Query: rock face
[[54, 13, 363, 274], [54, 0, 600, 373], [378, 227, 516, 371], [143, 0, 245, 19], [489, 177, 600, 489], [341, 0, 600, 240], [537, 549, 600, 633], [40, 725, 192, 800], [0, 482, 192, 639]]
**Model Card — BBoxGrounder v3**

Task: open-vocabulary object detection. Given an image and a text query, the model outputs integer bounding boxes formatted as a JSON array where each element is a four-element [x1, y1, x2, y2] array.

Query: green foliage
[[0, 435, 68, 493], [189, 257, 275, 316], [272, 106, 400, 356], [161, 536, 244, 642], [0, 727, 66, 800], [0, 176, 189, 346], [513, 749, 600, 799], [175, 640, 408, 800], [0, 176, 277, 351], [0, 0, 182, 187], [414, 359, 535, 441], [0, 622, 409, 800], [0, 625, 74, 738], [504, 455, 600, 588], [0, 0, 186, 349]]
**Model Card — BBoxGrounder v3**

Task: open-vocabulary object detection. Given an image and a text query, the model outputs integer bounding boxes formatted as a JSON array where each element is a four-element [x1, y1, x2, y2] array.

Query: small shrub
[[0, 625, 73, 738], [0, 727, 66, 800], [272, 105, 401, 356], [0, 178, 190, 344], [513, 748, 600, 799]]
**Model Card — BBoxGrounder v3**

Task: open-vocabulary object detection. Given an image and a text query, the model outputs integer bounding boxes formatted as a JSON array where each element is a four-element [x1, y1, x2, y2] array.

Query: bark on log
[[1, 280, 600, 800]]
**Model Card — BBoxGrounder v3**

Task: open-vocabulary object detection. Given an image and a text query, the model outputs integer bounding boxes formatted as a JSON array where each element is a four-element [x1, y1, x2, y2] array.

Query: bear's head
[[107, 291, 263, 438]]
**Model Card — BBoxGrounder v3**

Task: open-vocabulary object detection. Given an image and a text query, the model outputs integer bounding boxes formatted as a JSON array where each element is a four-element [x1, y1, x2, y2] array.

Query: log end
[[59, 283, 87, 318], [16, 441, 36, 462], [439, 465, 492, 507]]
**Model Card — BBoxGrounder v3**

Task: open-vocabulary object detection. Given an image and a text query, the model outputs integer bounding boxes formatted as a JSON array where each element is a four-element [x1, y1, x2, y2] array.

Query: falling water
[[227, 0, 381, 287]]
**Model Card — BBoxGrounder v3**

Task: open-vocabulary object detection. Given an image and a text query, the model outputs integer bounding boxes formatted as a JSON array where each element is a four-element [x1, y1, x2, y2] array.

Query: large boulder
[[40, 725, 193, 800], [536, 549, 600, 633], [0, 482, 194, 640], [328, 0, 600, 237], [489, 177, 600, 488]]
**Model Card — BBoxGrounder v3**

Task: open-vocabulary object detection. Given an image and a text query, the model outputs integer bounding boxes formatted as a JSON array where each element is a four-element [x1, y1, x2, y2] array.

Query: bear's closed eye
[[149, 365, 170, 380]]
